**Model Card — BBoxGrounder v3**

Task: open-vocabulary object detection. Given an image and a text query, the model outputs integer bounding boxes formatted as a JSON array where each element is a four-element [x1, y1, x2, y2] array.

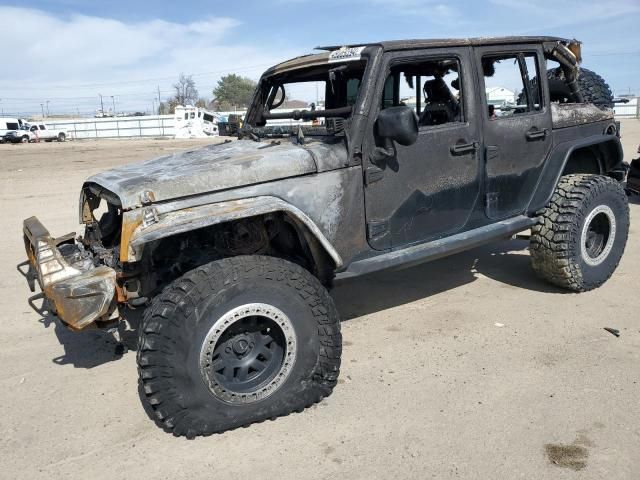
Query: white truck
[[27, 123, 67, 142], [0, 117, 27, 143]]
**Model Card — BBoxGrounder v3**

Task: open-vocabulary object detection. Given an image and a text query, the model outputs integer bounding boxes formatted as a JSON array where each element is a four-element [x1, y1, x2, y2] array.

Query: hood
[[85, 139, 328, 210]]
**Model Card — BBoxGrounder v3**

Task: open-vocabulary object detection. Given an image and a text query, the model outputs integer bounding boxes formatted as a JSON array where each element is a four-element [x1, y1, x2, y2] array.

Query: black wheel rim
[[209, 315, 285, 394], [585, 212, 611, 259], [581, 205, 616, 267], [199, 303, 297, 404]]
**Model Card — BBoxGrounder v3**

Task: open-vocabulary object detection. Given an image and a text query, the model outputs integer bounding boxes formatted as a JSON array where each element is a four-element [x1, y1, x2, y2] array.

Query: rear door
[[363, 47, 482, 250], [473, 44, 551, 219]]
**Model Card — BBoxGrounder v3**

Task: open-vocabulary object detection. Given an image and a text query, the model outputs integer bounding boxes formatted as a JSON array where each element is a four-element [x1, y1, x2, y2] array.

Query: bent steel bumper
[[22, 216, 116, 330]]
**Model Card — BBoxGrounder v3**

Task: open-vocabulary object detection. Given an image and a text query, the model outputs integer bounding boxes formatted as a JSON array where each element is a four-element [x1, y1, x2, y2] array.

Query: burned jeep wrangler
[[22, 37, 630, 437]]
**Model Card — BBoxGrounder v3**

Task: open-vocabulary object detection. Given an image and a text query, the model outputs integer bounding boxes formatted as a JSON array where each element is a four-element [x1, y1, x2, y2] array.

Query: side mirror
[[375, 106, 418, 146]]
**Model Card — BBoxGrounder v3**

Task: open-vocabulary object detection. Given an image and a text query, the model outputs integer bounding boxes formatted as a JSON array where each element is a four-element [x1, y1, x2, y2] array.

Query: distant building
[[486, 86, 516, 105]]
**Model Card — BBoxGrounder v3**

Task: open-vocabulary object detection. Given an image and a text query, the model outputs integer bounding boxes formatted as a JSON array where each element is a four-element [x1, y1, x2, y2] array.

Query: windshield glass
[[247, 59, 367, 137]]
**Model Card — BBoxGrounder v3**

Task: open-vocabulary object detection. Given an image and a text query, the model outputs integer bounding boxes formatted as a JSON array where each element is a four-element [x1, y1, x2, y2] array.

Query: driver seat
[[419, 77, 460, 126]]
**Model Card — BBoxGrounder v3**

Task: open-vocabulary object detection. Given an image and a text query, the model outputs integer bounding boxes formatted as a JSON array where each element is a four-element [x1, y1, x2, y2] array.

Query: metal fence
[[36, 100, 640, 140], [46, 115, 176, 139], [614, 98, 639, 118], [43, 109, 314, 139]]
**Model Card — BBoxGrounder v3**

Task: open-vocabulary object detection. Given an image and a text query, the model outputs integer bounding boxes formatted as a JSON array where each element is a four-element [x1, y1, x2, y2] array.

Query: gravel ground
[[1, 121, 639, 479]]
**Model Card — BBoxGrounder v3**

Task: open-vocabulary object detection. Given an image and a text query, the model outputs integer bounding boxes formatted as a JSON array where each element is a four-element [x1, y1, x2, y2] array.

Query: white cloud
[[0, 7, 301, 115], [488, 0, 640, 31], [366, 0, 459, 19]]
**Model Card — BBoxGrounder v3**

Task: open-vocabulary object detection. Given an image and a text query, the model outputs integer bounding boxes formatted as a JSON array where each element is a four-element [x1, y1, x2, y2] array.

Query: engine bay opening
[[79, 184, 124, 270]]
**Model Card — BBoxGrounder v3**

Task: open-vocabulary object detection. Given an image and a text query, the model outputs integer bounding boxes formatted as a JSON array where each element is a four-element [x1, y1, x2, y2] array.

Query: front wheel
[[21, 135, 29, 143], [137, 256, 342, 438], [530, 174, 629, 291]]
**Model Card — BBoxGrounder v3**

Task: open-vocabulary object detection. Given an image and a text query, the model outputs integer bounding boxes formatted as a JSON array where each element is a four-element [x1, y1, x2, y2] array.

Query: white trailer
[[173, 105, 219, 138]]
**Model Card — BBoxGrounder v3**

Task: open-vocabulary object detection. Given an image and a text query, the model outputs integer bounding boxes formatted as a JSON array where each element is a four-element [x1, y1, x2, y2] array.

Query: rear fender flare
[[527, 134, 623, 213]]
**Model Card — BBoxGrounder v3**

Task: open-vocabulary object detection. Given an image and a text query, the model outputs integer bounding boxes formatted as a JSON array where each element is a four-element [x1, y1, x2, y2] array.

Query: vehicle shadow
[[332, 238, 565, 320], [28, 238, 565, 368], [29, 296, 142, 369]]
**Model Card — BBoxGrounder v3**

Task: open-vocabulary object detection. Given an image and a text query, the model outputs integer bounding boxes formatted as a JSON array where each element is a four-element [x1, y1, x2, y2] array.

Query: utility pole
[[111, 95, 116, 115], [46, 100, 50, 117], [99, 94, 104, 114], [157, 85, 162, 115], [40, 103, 45, 117]]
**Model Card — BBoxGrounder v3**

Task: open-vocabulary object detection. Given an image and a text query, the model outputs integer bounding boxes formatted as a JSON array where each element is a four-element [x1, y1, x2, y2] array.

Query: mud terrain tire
[[137, 255, 341, 438], [530, 174, 629, 291], [520, 67, 614, 109]]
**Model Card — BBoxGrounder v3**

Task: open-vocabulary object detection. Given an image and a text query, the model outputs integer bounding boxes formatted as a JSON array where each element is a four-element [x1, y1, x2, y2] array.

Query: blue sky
[[1, 0, 639, 116]]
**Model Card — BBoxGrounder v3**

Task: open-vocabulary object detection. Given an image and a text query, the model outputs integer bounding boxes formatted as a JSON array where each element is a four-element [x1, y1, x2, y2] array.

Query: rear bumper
[[23, 216, 117, 330]]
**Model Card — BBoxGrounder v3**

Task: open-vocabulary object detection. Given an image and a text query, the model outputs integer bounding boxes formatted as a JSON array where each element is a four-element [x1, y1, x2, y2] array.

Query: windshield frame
[[244, 47, 378, 135]]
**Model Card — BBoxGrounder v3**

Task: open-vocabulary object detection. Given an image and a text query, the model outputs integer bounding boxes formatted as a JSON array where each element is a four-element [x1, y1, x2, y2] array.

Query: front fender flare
[[123, 196, 343, 268]]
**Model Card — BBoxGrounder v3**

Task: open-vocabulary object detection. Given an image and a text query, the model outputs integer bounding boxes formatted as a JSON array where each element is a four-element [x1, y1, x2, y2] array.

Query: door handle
[[526, 128, 548, 140], [450, 141, 479, 155]]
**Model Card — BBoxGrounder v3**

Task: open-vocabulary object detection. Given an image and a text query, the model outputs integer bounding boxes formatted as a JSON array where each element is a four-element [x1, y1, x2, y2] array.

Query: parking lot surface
[[1, 124, 639, 479]]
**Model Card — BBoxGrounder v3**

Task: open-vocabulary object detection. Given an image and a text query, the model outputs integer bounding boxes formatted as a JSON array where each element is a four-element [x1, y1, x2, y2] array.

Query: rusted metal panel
[[120, 211, 143, 262], [23, 216, 116, 330]]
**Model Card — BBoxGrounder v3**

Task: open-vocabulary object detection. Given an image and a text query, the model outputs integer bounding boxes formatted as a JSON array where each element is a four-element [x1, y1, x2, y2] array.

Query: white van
[[0, 117, 27, 142]]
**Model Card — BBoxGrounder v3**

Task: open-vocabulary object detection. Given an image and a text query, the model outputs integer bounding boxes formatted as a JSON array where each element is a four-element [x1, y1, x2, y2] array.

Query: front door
[[474, 45, 552, 219], [363, 47, 482, 250]]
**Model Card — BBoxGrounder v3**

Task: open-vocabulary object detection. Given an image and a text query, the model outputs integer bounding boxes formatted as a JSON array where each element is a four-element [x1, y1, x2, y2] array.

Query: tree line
[[162, 73, 257, 113]]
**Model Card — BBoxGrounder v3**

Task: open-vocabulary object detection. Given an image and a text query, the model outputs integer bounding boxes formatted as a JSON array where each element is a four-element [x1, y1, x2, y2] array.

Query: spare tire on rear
[[519, 67, 614, 109]]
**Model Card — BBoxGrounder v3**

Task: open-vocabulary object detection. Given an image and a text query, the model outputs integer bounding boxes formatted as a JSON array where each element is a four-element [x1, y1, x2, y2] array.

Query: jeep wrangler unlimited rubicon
[[21, 37, 630, 437]]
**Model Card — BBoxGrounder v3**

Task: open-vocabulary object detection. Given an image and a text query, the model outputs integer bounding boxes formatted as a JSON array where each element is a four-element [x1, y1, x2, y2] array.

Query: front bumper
[[22, 216, 117, 330]]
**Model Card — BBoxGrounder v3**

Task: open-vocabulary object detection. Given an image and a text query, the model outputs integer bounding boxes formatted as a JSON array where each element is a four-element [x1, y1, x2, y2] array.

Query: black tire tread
[[530, 174, 628, 291], [518, 67, 614, 109], [137, 255, 341, 438]]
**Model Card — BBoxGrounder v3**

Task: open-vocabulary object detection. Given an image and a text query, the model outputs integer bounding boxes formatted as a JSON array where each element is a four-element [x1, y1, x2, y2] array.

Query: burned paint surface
[[23, 216, 116, 329], [125, 167, 368, 268], [551, 103, 614, 129], [86, 139, 348, 210]]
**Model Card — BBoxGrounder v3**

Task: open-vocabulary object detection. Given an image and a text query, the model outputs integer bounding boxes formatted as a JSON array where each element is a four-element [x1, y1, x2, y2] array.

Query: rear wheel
[[530, 174, 629, 291], [21, 135, 29, 143], [137, 255, 342, 437], [57, 133, 66, 142]]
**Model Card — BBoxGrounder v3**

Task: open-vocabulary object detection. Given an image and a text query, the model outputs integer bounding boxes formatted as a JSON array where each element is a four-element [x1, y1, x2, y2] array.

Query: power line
[[0, 63, 272, 91]]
